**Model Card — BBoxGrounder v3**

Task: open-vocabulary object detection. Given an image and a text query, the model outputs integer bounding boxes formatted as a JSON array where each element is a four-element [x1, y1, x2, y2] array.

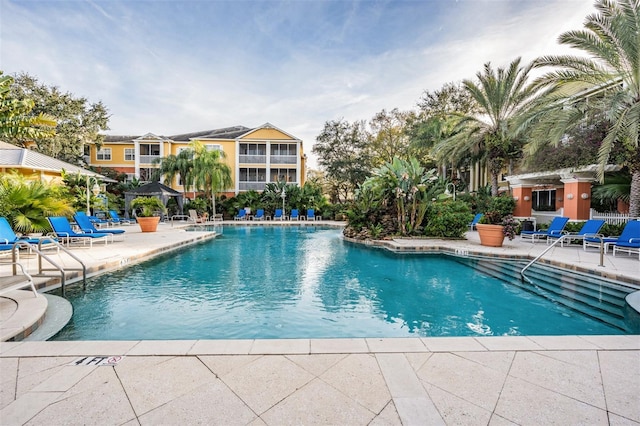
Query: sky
[[1, 0, 596, 168]]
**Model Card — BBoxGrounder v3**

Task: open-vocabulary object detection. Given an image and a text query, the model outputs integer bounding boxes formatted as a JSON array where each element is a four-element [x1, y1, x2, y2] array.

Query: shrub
[[424, 201, 473, 238]]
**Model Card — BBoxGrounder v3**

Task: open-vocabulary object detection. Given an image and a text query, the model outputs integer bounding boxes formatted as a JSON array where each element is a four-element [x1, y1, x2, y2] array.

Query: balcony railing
[[139, 154, 161, 164], [270, 155, 297, 164], [239, 182, 267, 191], [239, 155, 266, 164]]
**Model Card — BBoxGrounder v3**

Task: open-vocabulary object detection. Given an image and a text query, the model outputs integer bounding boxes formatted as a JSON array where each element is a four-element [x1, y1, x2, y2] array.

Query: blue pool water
[[52, 226, 625, 340]]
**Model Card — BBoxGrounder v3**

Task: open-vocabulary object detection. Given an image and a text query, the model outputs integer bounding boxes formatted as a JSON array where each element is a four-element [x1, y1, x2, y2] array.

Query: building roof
[[103, 125, 254, 143], [0, 141, 113, 181]]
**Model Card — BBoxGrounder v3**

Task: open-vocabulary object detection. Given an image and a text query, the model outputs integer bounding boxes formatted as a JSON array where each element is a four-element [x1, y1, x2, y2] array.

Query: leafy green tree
[[8, 72, 109, 164], [0, 72, 56, 140], [434, 58, 545, 196], [529, 0, 640, 216], [0, 173, 73, 233], [368, 108, 412, 166], [312, 119, 373, 203]]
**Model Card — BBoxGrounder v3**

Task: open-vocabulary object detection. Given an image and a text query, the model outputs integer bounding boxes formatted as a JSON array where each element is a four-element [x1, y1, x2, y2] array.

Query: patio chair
[[520, 216, 569, 243], [109, 210, 132, 225], [88, 215, 109, 228], [253, 209, 265, 221], [189, 209, 206, 223], [234, 209, 247, 220], [0, 217, 58, 249], [273, 209, 284, 221], [48, 216, 110, 247], [469, 213, 483, 231], [290, 209, 299, 220], [74, 212, 123, 240], [584, 220, 640, 254], [306, 209, 316, 221], [547, 219, 605, 247]]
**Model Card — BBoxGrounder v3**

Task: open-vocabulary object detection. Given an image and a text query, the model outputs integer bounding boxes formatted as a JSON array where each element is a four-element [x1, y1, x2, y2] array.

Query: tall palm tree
[[190, 142, 232, 216], [529, 0, 640, 216], [434, 58, 546, 196], [154, 148, 194, 198], [0, 73, 56, 140]]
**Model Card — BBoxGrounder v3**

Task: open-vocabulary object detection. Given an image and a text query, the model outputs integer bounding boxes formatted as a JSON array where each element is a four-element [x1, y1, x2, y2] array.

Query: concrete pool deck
[[0, 220, 639, 425]]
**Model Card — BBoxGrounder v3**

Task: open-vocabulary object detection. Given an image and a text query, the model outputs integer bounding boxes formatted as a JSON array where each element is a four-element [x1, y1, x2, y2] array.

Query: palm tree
[[0, 73, 56, 140], [154, 148, 194, 198], [434, 58, 546, 196], [190, 142, 232, 216], [529, 0, 640, 216]]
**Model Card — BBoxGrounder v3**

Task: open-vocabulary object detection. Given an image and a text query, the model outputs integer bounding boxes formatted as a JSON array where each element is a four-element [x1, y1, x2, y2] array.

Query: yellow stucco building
[[88, 123, 306, 197]]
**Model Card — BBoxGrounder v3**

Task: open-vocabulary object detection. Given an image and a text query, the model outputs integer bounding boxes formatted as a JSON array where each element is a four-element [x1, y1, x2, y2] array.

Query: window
[[124, 148, 135, 161], [239, 168, 266, 182], [239, 143, 266, 156], [532, 189, 556, 211], [270, 144, 297, 156], [270, 168, 296, 183], [205, 144, 222, 152], [96, 148, 111, 161]]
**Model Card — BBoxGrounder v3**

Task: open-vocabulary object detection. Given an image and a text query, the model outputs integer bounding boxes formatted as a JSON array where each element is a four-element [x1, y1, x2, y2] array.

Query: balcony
[[270, 155, 297, 164], [239, 155, 266, 164], [139, 154, 161, 164], [239, 182, 267, 191]]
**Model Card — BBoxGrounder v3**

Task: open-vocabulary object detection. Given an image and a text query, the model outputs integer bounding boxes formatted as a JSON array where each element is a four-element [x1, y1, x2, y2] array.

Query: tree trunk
[[630, 169, 640, 217]]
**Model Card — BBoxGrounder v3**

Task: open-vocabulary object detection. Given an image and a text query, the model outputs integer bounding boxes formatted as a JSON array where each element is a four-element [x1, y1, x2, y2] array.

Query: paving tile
[[0, 391, 61, 425], [260, 378, 375, 425], [188, 339, 254, 355], [369, 401, 402, 426], [286, 353, 346, 376], [474, 336, 543, 351], [508, 351, 606, 409], [422, 337, 487, 352], [488, 414, 519, 425], [393, 396, 445, 426], [599, 350, 640, 422], [250, 339, 309, 354], [116, 356, 217, 416], [16, 357, 77, 398], [31, 364, 97, 393], [376, 353, 425, 398], [416, 352, 507, 411], [221, 355, 314, 415], [579, 335, 640, 350], [532, 349, 600, 369], [120, 419, 141, 426], [494, 376, 609, 425], [366, 338, 427, 353], [198, 355, 262, 377], [424, 383, 492, 426], [527, 335, 600, 350], [320, 353, 391, 414], [138, 380, 257, 425], [309, 338, 369, 353], [247, 417, 267, 426], [0, 357, 18, 410], [404, 352, 432, 372], [25, 367, 135, 426], [126, 339, 196, 355], [453, 351, 515, 375], [0, 341, 79, 357], [608, 412, 640, 426], [59, 340, 139, 356]]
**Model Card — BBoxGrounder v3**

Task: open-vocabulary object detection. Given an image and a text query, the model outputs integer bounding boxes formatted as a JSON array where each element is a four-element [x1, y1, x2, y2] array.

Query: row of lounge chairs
[[234, 208, 318, 221]]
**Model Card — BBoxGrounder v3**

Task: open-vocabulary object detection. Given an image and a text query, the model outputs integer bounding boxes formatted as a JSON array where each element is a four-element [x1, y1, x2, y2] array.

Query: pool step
[[458, 257, 633, 331]]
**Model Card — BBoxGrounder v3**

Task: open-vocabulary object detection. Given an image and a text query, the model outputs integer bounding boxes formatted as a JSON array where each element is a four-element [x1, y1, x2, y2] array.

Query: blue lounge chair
[[469, 213, 483, 231], [0, 217, 58, 249], [612, 220, 640, 258], [48, 216, 110, 247], [234, 209, 246, 220], [306, 209, 316, 221], [109, 210, 132, 225], [290, 209, 299, 220], [274, 209, 284, 221], [520, 216, 569, 243], [253, 209, 265, 221], [74, 212, 124, 240], [548, 219, 605, 247], [583, 220, 640, 254]]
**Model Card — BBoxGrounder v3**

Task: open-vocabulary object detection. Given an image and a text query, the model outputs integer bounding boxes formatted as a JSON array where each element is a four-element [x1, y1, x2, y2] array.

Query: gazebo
[[124, 181, 184, 219]]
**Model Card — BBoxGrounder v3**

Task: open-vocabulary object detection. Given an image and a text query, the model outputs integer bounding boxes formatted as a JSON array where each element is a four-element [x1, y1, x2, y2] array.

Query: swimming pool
[[52, 226, 629, 340]]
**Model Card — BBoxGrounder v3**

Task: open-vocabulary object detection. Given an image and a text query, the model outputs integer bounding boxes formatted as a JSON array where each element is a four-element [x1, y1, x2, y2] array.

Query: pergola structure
[[124, 181, 184, 219]]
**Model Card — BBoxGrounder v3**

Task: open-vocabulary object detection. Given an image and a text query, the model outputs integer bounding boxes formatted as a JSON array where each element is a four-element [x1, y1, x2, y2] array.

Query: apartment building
[[88, 123, 306, 196]]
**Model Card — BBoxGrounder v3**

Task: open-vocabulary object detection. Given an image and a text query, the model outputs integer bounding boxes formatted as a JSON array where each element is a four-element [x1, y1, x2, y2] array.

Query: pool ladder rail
[[521, 234, 606, 282], [8, 239, 87, 297]]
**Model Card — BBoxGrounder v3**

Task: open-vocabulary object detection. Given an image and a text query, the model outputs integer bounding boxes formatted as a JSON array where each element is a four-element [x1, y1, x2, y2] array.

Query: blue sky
[[1, 0, 594, 167]]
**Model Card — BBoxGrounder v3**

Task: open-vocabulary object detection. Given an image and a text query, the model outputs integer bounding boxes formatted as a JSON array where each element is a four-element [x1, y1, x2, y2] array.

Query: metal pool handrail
[[521, 234, 605, 280]]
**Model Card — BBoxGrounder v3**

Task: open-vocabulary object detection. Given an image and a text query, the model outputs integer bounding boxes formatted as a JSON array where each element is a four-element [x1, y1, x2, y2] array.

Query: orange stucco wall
[[512, 186, 532, 217], [562, 181, 592, 220]]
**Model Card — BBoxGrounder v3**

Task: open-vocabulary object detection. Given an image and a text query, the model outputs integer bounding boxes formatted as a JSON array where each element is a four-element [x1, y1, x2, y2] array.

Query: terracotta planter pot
[[137, 216, 161, 233], [476, 223, 505, 247]]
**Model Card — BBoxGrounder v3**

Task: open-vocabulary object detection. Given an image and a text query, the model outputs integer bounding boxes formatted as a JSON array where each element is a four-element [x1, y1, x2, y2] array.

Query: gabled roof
[[176, 126, 252, 141], [0, 141, 113, 181], [124, 180, 181, 196], [238, 122, 300, 141]]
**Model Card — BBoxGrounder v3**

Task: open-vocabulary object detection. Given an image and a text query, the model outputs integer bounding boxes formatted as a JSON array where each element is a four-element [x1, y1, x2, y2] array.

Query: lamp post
[[86, 175, 101, 214], [281, 186, 286, 216], [445, 183, 456, 201]]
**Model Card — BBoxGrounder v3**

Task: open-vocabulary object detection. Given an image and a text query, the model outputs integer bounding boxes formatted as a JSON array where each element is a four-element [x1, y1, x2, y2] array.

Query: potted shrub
[[130, 197, 167, 232], [476, 196, 517, 247]]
